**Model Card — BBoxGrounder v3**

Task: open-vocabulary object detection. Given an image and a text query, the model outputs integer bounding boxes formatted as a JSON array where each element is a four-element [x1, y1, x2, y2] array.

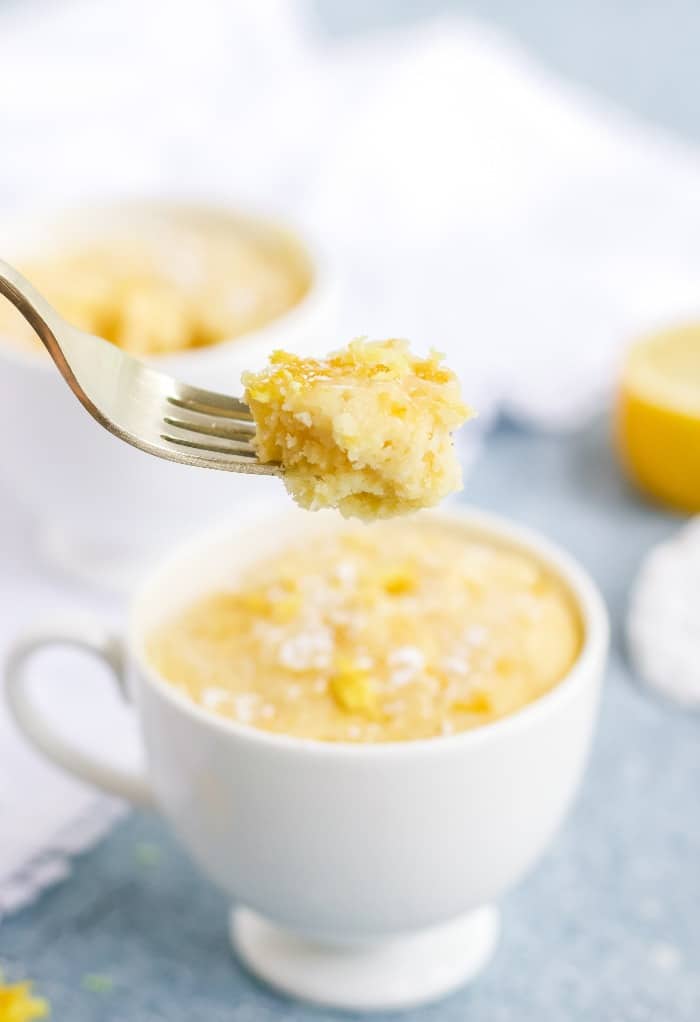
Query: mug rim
[[0, 195, 334, 373], [128, 505, 609, 759]]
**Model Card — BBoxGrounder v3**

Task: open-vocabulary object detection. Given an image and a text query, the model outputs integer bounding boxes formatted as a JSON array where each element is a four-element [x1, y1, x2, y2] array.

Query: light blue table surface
[[1, 419, 699, 1020]]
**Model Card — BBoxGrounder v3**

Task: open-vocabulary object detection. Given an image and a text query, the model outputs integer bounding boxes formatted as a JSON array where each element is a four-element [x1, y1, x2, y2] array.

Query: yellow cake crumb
[[451, 692, 492, 715], [148, 521, 582, 743], [242, 339, 472, 520], [381, 566, 417, 596], [330, 662, 380, 718]]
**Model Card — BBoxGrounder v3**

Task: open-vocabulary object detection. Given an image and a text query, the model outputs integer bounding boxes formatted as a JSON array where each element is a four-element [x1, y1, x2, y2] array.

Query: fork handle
[[0, 258, 69, 363]]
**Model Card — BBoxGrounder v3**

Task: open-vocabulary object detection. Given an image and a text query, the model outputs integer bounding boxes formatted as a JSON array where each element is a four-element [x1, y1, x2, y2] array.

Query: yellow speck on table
[[616, 323, 700, 512], [81, 973, 114, 994], [0, 980, 49, 1021]]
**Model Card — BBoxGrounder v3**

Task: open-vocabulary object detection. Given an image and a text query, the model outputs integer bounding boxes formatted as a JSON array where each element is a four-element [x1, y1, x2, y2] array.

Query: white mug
[[5, 506, 608, 1011], [0, 199, 337, 591]]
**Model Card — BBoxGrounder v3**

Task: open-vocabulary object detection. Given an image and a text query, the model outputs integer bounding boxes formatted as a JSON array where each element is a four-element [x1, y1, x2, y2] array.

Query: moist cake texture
[[147, 521, 582, 743], [243, 338, 471, 519]]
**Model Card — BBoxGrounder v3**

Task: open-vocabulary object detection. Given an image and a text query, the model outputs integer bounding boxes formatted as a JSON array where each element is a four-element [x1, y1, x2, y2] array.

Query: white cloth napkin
[[3, 0, 700, 914], [627, 517, 700, 707]]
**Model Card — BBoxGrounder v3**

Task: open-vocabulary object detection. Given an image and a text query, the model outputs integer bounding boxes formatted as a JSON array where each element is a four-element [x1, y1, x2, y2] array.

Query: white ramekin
[[0, 199, 338, 589], [4, 504, 608, 1011]]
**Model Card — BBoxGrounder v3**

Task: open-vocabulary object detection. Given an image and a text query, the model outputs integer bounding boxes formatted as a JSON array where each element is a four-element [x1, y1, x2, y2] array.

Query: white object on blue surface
[[627, 517, 700, 707]]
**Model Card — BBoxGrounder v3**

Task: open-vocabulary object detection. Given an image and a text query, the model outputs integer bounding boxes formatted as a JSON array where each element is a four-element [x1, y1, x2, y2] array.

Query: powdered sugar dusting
[[442, 654, 470, 676], [334, 560, 358, 588], [388, 646, 426, 687], [278, 629, 333, 671], [465, 625, 488, 647], [202, 687, 231, 711], [233, 693, 259, 724]]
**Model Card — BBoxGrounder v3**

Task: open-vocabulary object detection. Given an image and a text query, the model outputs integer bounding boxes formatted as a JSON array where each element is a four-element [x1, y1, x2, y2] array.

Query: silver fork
[[0, 260, 279, 475]]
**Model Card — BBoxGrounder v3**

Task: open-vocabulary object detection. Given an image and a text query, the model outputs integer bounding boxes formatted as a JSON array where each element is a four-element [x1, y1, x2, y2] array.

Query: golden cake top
[[245, 339, 456, 398]]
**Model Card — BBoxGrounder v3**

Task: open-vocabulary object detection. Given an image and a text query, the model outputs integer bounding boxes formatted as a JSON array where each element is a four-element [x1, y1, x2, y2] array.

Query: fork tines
[[159, 392, 276, 474]]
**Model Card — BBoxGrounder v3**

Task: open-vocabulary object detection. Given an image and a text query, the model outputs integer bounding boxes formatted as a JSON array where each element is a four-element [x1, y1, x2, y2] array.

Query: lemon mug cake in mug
[[5, 505, 608, 1011], [148, 519, 582, 743], [0, 214, 310, 357]]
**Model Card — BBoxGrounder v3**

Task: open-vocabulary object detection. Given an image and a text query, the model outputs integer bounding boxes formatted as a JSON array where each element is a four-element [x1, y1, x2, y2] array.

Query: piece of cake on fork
[[243, 338, 472, 519]]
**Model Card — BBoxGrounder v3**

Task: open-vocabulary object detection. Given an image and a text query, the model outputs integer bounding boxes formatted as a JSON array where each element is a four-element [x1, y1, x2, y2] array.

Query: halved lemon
[[616, 323, 700, 511]]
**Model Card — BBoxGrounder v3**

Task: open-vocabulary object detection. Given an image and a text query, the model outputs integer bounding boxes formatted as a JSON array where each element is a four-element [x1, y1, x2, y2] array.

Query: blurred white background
[[3, 0, 700, 429]]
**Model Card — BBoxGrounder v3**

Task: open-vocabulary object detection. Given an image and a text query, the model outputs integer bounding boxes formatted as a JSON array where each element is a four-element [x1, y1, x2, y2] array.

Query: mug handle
[[5, 618, 153, 807]]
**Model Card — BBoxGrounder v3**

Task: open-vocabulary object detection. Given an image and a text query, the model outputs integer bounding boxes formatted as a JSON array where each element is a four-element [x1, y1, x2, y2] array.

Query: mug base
[[230, 904, 500, 1012]]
